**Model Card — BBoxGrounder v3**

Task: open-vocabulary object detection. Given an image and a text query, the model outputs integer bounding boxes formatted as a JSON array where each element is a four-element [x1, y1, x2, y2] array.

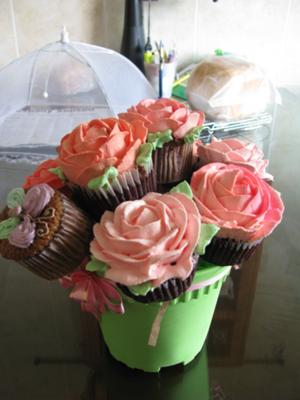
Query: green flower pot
[[100, 264, 231, 372]]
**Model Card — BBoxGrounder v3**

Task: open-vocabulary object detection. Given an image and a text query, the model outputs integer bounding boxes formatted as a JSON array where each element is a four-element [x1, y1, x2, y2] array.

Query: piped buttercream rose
[[191, 163, 284, 242], [57, 118, 148, 187], [196, 137, 273, 180], [119, 98, 205, 140], [23, 159, 65, 190], [90, 191, 201, 287]]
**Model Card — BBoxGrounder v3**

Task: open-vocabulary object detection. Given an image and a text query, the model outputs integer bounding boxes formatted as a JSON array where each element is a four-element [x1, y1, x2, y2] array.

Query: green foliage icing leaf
[[48, 167, 66, 182], [87, 167, 118, 191], [128, 281, 153, 296], [0, 217, 20, 240], [7, 188, 25, 209], [136, 143, 154, 168], [147, 129, 173, 150], [196, 223, 220, 255], [85, 258, 109, 277], [184, 126, 203, 144], [170, 181, 193, 199]]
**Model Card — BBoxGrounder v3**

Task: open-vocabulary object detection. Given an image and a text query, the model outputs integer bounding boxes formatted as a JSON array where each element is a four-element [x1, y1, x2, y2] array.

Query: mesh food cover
[[0, 32, 156, 152]]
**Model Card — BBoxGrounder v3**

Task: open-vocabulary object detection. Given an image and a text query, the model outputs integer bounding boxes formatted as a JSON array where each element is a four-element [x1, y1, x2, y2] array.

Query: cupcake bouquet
[[0, 98, 284, 372]]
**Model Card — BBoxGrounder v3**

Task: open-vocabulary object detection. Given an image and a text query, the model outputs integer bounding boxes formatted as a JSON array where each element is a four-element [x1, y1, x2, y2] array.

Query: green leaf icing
[[0, 217, 20, 240], [87, 166, 118, 191], [128, 281, 153, 296], [147, 129, 173, 150], [196, 223, 220, 255], [184, 126, 203, 144], [170, 181, 193, 199], [136, 143, 154, 168], [48, 167, 66, 182], [7, 188, 25, 209], [215, 48, 224, 56], [85, 258, 109, 276]]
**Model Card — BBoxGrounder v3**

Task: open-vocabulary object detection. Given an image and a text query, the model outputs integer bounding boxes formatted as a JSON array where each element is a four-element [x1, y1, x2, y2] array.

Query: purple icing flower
[[23, 184, 54, 218], [9, 216, 36, 248]]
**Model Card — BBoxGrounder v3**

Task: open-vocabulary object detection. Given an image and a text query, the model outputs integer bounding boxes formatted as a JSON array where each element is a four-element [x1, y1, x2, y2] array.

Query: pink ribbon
[[147, 268, 230, 346], [60, 270, 124, 319]]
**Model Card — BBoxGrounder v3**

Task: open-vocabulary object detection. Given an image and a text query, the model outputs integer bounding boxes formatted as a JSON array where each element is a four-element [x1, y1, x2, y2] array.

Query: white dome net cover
[[0, 39, 156, 154]]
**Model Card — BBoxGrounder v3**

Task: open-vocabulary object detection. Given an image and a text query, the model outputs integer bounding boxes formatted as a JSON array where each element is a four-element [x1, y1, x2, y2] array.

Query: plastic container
[[100, 264, 231, 372], [144, 62, 177, 98]]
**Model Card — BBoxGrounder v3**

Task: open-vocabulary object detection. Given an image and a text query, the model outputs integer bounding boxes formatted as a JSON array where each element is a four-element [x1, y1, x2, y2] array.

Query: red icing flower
[[23, 159, 64, 190]]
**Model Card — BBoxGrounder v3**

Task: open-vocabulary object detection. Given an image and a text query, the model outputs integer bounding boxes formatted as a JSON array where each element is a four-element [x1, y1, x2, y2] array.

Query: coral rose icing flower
[[90, 192, 201, 287], [119, 98, 205, 140], [196, 137, 273, 180], [23, 159, 65, 190], [57, 118, 148, 186], [191, 163, 284, 242]]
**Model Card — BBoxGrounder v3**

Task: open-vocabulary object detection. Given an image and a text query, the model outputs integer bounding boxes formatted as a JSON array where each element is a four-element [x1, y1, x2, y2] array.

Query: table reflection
[[81, 344, 210, 400]]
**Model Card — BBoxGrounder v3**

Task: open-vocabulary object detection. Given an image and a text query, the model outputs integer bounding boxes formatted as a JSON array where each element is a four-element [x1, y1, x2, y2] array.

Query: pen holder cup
[[144, 62, 176, 98]]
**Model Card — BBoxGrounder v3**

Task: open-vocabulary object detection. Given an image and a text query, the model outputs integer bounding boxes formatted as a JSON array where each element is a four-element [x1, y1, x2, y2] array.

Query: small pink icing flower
[[60, 270, 124, 319], [57, 118, 148, 186], [90, 192, 201, 287], [191, 163, 284, 242], [23, 159, 65, 190], [119, 98, 205, 140], [196, 136, 273, 180], [23, 184, 55, 217]]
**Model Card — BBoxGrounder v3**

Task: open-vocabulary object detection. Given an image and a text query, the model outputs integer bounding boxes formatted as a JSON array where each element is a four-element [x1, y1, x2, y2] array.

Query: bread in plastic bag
[[186, 54, 279, 122]]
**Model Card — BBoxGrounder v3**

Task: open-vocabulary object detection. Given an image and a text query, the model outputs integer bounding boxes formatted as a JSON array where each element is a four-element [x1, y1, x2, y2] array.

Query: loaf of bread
[[186, 55, 276, 121]]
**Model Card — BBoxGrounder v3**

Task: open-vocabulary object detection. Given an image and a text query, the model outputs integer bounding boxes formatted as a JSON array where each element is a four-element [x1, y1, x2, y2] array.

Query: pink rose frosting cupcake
[[191, 163, 284, 265], [90, 189, 202, 302], [57, 118, 156, 220], [195, 136, 273, 181], [119, 98, 205, 184]]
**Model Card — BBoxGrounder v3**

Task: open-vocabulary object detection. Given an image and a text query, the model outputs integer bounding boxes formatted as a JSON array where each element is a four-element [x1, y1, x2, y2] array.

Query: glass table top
[[0, 87, 299, 400]]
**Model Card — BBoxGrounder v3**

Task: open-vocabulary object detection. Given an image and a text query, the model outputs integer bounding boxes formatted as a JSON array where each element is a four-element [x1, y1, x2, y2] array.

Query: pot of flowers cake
[[61, 182, 231, 372]]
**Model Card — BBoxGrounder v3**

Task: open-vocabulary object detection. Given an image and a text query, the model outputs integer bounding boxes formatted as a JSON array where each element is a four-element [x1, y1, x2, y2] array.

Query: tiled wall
[[1, 0, 299, 86]]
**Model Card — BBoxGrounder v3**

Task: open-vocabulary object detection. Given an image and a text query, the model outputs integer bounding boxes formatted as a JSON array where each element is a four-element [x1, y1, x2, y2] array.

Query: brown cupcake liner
[[69, 164, 157, 222], [0, 194, 93, 280], [118, 254, 199, 303], [153, 141, 194, 184], [201, 236, 262, 266]]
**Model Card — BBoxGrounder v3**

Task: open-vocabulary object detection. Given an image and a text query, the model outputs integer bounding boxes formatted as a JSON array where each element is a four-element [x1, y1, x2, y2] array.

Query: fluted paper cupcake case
[[68, 163, 157, 221], [118, 254, 199, 303], [153, 141, 194, 184], [201, 236, 262, 266], [0, 193, 92, 280]]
